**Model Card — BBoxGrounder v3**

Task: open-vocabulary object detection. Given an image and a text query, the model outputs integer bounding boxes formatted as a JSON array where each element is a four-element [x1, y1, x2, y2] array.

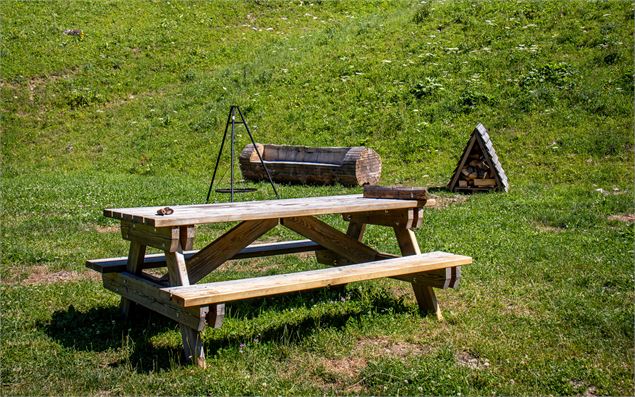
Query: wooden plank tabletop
[[104, 194, 420, 227]]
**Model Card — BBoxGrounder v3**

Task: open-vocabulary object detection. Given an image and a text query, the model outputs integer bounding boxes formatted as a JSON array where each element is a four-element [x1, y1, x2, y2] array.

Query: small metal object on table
[[87, 192, 471, 368]]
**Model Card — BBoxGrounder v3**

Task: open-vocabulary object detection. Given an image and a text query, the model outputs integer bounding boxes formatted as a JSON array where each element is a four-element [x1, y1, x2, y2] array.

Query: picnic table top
[[104, 194, 421, 227]]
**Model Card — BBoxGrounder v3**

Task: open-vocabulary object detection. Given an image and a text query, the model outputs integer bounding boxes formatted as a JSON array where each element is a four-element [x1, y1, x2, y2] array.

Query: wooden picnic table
[[87, 193, 471, 368]]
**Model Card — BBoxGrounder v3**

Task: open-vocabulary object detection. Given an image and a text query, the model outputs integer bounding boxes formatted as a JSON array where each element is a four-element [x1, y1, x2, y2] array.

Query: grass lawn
[[1, 1, 633, 395]]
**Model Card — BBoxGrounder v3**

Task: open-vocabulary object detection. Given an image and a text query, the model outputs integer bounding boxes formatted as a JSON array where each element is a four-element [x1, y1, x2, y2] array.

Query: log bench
[[239, 143, 382, 186], [87, 189, 472, 368]]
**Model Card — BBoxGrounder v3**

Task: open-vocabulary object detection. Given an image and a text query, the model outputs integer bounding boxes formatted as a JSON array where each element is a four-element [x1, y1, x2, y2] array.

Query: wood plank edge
[[166, 253, 472, 307], [103, 272, 208, 331]]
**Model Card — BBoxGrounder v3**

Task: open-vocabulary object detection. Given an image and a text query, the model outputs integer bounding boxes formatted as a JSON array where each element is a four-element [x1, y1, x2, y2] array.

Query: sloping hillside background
[[1, 1, 633, 395]]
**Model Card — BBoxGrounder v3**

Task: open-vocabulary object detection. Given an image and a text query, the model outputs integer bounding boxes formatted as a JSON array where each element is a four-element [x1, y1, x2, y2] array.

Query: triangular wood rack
[[448, 123, 508, 192]]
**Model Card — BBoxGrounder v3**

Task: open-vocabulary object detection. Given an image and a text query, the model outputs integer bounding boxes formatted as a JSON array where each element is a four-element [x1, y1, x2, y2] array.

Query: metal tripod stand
[[206, 105, 279, 203]]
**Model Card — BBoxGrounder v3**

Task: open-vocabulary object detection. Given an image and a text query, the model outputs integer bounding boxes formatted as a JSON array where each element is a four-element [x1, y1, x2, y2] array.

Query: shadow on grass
[[41, 286, 411, 373], [40, 304, 182, 371]]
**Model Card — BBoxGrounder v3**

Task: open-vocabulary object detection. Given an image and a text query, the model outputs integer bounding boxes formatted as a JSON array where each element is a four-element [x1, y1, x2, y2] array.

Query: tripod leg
[[206, 108, 233, 203], [236, 106, 280, 199]]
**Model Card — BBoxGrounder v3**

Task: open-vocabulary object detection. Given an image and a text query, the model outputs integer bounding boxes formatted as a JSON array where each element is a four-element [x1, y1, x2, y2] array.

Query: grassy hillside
[[1, 1, 633, 395]]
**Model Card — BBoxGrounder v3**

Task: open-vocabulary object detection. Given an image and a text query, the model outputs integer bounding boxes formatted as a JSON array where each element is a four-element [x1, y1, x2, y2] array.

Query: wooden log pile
[[457, 152, 497, 189], [448, 123, 509, 192]]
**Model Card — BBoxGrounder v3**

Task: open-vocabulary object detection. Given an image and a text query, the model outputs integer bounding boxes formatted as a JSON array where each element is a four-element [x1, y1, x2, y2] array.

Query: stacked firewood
[[448, 123, 508, 192], [457, 153, 497, 188]]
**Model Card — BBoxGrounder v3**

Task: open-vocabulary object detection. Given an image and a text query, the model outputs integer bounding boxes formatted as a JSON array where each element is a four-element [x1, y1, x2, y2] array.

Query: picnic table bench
[[87, 191, 471, 368]]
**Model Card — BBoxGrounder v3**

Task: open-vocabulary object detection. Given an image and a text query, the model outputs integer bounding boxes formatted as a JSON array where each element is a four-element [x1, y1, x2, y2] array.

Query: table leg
[[393, 226, 443, 320], [120, 241, 146, 319], [184, 223, 230, 330], [346, 221, 366, 241], [166, 248, 207, 368]]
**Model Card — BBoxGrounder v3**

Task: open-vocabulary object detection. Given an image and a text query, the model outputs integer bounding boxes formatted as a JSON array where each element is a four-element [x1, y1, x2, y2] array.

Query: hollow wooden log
[[239, 144, 382, 186]]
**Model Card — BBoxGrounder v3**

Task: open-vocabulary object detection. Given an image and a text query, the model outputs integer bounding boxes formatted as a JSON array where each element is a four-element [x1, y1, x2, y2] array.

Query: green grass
[[1, 0, 633, 395]]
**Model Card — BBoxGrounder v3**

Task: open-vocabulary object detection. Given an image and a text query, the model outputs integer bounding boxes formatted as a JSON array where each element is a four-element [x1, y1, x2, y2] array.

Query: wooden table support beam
[[342, 208, 423, 229], [282, 216, 378, 264], [166, 242, 207, 368], [315, 220, 366, 266], [121, 221, 194, 252], [186, 219, 278, 284], [103, 272, 209, 331], [119, 241, 146, 319], [394, 226, 443, 320]]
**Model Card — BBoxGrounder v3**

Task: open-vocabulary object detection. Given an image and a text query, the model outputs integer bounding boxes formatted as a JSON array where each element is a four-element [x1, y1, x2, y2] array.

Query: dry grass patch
[[22, 68, 80, 102], [570, 380, 598, 397], [1, 265, 101, 285], [501, 297, 535, 318], [321, 356, 368, 379], [456, 350, 491, 370], [314, 337, 432, 393], [280, 353, 366, 394], [425, 194, 469, 209], [94, 225, 120, 233], [533, 222, 567, 233], [607, 214, 635, 223], [354, 336, 432, 358], [319, 356, 367, 394]]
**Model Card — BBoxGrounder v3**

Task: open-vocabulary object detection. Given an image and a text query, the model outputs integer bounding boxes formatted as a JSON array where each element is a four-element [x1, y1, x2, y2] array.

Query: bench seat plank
[[86, 240, 325, 273], [162, 252, 472, 307]]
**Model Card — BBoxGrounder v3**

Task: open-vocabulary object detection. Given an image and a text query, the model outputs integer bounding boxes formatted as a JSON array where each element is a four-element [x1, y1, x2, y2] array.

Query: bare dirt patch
[[355, 336, 432, 357], [503, 301, 534, 317], [95, 225, 120, 233], [318, 356, 367, 394], [2, 265, 101, 286], [607, 214, 635, 223], [26, 68, 79, 101], [322, 356, 367, 378], [570, 380, 598, 397], [425, 194, 469, 209], [315, 337, 431, 393], [456, 351, 490, 370], [584, 386, 598, 396]]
